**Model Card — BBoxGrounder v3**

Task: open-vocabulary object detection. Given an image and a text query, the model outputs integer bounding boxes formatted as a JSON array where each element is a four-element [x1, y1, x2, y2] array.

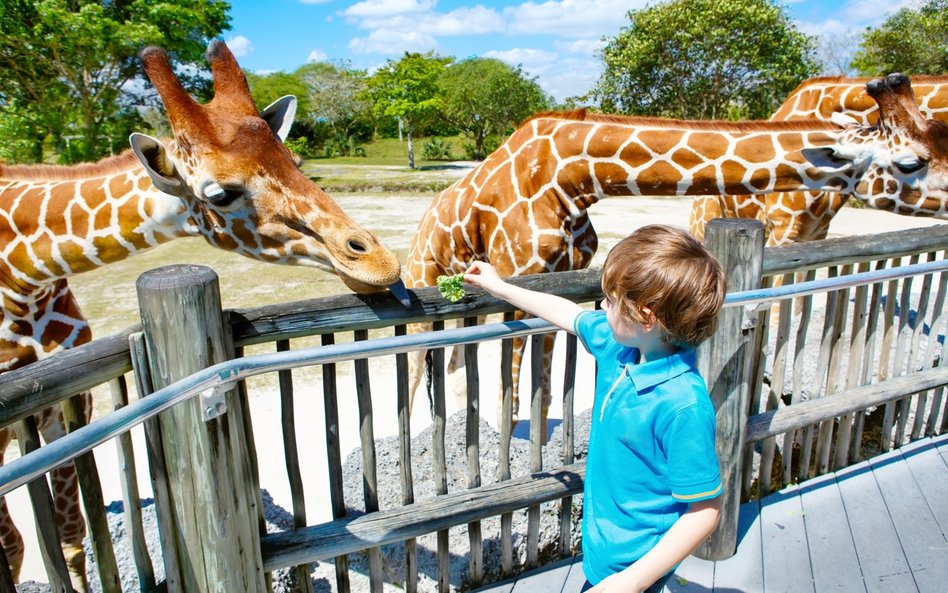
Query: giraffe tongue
[[388, 278, 412, 307]]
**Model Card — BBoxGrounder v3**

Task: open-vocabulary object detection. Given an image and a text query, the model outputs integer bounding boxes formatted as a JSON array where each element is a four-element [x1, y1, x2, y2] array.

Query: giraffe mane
[[785, 74, 946, 95], [525, 109, 841, 132], [0, 150, 140, 181]]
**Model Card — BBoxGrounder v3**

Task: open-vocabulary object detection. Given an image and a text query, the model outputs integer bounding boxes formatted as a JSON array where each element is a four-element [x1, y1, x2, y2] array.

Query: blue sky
[[225, 0, 918, 103]]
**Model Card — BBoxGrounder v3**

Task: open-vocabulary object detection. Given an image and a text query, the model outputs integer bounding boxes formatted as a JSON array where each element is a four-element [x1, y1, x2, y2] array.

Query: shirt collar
[[625, 348, 697, 392]]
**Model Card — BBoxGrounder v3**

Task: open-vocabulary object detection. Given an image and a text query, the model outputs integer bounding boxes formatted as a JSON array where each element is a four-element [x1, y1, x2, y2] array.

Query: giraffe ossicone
[[690, 74, 948, 245], [405, 73, 948, 437], [0, 40, 404, 590]]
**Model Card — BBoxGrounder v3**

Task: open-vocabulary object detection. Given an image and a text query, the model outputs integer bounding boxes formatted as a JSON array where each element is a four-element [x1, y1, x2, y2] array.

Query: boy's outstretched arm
[[464, 262, 584, 333]]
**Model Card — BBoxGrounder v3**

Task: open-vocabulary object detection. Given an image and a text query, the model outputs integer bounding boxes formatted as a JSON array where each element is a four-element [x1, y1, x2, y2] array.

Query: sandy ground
[[7, 181, 946, 585]]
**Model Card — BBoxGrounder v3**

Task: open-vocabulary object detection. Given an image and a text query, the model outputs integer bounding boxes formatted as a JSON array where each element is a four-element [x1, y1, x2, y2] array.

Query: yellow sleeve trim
[[672, 483, 722, 501]]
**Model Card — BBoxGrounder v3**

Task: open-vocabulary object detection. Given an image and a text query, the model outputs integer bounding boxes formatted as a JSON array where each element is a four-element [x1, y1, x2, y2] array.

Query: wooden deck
[[475, 434, 948, 593]]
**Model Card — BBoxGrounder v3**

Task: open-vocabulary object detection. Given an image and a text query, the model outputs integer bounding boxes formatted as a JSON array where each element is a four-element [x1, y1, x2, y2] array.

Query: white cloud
[[343, 0, 437, 19], [225, 35, 254, 58], [835, 0, 916, 25], [485, 47, 599, 102], [308, 49, 328, 62], [504, 0, 646, 38], [559, 38, 604, 57], [348, 29, 438, 55]]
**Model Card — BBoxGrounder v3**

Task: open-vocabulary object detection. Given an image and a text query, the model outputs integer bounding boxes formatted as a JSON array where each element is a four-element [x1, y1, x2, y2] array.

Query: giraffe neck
[[0, 151, 197, 292], [508, 116, 852, 210]]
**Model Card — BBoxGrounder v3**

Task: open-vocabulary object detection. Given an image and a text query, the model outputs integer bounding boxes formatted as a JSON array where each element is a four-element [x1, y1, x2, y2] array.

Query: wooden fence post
[[695, 219, 765, 561], [136, 265, 268, 593]]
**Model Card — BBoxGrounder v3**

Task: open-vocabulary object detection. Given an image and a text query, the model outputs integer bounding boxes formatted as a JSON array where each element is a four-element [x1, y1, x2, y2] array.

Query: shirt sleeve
[[662, 401, 722, 503], [573, 310, 613, 358]]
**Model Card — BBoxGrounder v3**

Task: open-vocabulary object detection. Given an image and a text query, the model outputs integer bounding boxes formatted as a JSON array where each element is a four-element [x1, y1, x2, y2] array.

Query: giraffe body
[[690, 75, 948, 245], [406, 74, 948, 433], [0, 42, 404, 589]]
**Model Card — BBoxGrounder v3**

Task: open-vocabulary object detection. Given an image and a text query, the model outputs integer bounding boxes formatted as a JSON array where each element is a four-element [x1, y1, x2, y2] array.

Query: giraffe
[[0, 41, 406, 590], [689, 75, 948, 245], [404, 73, 948, 438]]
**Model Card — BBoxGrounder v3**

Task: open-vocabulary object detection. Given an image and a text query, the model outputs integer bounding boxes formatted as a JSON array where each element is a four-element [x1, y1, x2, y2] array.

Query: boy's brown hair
[[601, 225, 726, 347]]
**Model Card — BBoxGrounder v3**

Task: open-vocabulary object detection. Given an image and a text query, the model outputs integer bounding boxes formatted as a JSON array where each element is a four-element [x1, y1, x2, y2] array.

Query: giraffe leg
[[0, 429, 24, 583], [38, 403, 89, 593], [406, 322, 434, 416]]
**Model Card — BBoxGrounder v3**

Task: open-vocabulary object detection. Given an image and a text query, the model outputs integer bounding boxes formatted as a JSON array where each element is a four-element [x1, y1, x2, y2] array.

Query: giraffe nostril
[[347, 238, 369, 254]]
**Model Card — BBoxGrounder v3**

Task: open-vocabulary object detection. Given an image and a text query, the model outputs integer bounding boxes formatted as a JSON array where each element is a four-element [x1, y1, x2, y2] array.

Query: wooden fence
[[0, 220, 946, 593]]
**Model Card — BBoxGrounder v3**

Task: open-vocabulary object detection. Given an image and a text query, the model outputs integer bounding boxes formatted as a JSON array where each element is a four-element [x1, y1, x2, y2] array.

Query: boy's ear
[[640, 306, 658, 330]]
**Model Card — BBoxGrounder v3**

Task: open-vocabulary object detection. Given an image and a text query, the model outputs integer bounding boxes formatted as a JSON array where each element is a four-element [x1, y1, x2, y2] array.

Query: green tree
[[593, 0, 819, 120], [438, 57, 550, 160], [851, 0, 948, 76], [0, 0, 230, 163], [298, 61, 374, 141], [366, 51, 452, 169]]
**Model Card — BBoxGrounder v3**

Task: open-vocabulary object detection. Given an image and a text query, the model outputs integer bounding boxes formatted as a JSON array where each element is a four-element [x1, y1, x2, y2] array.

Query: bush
[[324, 133, 366, 158], [422, 137, 455, 160]]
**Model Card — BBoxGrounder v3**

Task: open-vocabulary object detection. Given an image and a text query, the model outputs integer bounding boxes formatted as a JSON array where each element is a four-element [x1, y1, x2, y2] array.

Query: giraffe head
[[128, 41, 409, 302], [808, 73, 948, 217]]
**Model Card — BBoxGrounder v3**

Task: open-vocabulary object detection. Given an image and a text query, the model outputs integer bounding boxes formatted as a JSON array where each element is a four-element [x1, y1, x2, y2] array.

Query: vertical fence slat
[[742, 275, 772, 499], [129, 332, 181, 592], [926, 265, 948, 436], [558, 333, 578, 556], [60, 393, 122, 593], [430, 321, 450, 593], [319, 332, 350, 593], [890, 256, 918, 447], [526, 335, 544, 569], [353, 329, 383, 592], [836, 262, 871, 469], [275, 339, 314, 593], [393, 325, 417, 593], [108, 375, 156, 592], [785, 269, 816, 484], [462, 317, 484, 587], [759, 275, 792, 496], [15, 417, 72, 593], [909, 255, 936, 440], [498, 313, 515, 577]]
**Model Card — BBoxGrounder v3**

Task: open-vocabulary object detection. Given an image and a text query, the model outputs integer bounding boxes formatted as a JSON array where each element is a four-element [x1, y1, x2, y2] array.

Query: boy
[[464, 225, 726, 593]]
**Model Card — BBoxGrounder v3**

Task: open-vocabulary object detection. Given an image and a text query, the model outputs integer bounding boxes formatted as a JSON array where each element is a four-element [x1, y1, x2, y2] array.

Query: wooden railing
[[0, 221, 946, 593]]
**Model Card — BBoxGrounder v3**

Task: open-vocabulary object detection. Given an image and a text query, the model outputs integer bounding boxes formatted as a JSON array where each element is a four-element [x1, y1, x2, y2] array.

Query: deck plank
[[760, 483, 813, 592], [900, 439, 948, 538], [798, 472, 865, 593], [868, 445, 948, 593], [561, 557, 587, 593], [702, 501, 762, 592], [510, 557, 573, 592], [835, 460, 917, 593]]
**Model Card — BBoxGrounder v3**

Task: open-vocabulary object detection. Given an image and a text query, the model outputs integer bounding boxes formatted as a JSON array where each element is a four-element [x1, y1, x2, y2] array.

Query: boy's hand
[[463, 261, 505, 295]]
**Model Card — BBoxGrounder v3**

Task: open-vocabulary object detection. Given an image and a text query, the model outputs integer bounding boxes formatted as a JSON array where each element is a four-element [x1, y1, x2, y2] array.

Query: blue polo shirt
[[574, 311, 721, 585]]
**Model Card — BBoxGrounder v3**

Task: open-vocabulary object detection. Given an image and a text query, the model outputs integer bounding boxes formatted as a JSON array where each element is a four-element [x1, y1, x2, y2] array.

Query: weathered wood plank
[[834, 461, 917, 593], [745, 367, 948, 443], [666, 554, 713, 592], [762, 225, 948, 276], [797, 473, 865, 593], [561, 557, 586, 592], [760, 484, 813, 593], [868, 446, 948, 593], [260, 463, 586, 571]]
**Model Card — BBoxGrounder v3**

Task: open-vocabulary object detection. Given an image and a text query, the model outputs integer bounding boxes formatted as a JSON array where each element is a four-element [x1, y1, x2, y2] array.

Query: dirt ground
[[7, 164, 947, 584]]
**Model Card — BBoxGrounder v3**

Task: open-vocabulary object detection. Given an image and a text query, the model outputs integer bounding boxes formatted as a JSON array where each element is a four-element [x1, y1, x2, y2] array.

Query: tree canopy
[[851, 0, 947, 76], [0, 0, 230, 163], [438, 57, 550, 160], [366, 51, 452, 168], [592, 0, 820, 120]]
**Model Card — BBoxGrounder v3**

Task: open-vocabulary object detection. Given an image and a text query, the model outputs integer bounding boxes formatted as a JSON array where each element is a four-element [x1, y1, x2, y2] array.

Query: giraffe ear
[[129, 133, 186, 196], [260, 95, 297, 142]]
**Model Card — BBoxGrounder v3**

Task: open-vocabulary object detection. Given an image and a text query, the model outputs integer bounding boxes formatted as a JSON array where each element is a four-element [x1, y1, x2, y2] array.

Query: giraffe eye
[[203, 182, 245, 207], [893, 156, 926, 175]]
